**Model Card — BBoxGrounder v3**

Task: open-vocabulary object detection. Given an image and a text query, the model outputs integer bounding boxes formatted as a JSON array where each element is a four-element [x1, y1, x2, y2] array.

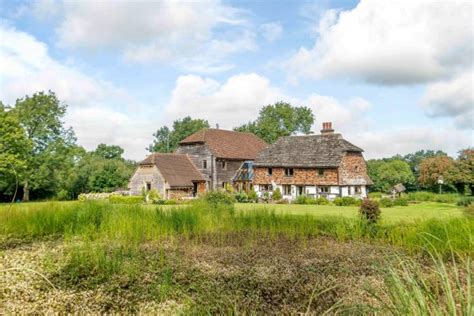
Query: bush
[[203, 191, 236, 207], [147, 188, 161, 204], [314, 197, 330, 205], [57, 189, 70, 201], [393, 197, 409, 206], [109, 195, 143, 204], [368, 192, 382, 199], [379, 197, 394, 208], [234, 191, 249, 203], [457, 196, 474, 207], [247, 189, 258, 203], [294, 194, 316, 205], [164, 200, 178, 205], [333, 196, 358, 206], [359, 199, 381, 223], [271, 187, 282, 201]]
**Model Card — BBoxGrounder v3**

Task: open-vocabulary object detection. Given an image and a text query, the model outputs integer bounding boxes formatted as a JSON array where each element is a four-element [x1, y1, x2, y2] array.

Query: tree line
[[1, 91, 472, 201], [0, 91, 135, 202]]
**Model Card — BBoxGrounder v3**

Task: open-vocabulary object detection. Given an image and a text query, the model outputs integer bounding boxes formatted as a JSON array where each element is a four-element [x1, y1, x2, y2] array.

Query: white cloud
[[354, 127, 473, 159], [259, 22, 283, 42], [420, 70, 473, 129], [0, 23, 154, 160], [287, 0, 473, 85], [165, 72, 472, 157], [47, 0, 254, 73], [165, 73, 286, 128]]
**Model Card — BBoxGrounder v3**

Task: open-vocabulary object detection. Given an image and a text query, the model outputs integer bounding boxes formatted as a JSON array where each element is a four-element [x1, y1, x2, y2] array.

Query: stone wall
[[339, 152, 371, 185], [128, 165, 167, 197], [253, 167, 339, 185], [167, 188, 193, 200]]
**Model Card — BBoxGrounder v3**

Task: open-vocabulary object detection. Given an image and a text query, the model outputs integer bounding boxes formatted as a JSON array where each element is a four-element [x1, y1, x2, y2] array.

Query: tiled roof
[[179, 128, 267, 160], [140, 153, 205, 188], [254, 133, 363, 168]]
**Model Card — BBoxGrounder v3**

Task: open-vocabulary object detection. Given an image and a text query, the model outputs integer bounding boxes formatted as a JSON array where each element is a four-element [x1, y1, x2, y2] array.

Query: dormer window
[[284, 168, 294, 176]]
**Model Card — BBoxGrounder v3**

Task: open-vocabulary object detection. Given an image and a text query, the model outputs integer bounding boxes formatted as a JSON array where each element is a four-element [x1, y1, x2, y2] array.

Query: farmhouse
[[253, 122, 372, 200], [175, 128, 267, 190], [128, 153, 206, 199]]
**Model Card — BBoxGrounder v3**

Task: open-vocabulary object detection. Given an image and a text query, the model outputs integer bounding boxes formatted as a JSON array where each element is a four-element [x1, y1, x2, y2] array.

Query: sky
[[0, 0, 472, 161]]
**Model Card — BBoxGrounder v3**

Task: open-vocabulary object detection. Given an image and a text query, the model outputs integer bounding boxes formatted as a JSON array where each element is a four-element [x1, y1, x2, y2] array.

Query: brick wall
[[253, 167, 339, 185], [339, 152, 371, 185]]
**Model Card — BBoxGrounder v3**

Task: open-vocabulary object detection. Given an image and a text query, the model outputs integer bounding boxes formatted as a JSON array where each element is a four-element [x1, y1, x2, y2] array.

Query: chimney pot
[[321, 121, 334, 135]]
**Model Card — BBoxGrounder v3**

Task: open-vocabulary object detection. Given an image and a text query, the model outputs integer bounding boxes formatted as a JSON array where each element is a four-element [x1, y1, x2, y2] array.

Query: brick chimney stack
[[320, 122, 334, 135]]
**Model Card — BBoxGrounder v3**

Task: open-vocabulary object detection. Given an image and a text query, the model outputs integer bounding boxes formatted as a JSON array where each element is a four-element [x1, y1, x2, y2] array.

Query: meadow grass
[[1, 200, 472, 313], [1, 200, 472, 256]]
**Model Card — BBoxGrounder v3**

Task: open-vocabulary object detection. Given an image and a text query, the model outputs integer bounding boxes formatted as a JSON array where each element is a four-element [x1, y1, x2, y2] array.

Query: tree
[[369, 159, 415, 192], [148, 117, 209, 152], [418, 156, 456, 192], [0, 104, 31, 201], [9, 91, 76, 201], [451, 149, 474, 194], [94, 144, 125, 159], [402, 150, 447, 190], [67, 144, 135, 197], [234, 102, 314, 143]]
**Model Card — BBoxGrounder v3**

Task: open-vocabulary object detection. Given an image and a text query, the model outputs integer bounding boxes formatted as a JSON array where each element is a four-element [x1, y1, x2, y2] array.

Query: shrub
[[147, 188, 161, 204], [272, 187, 282, 201], [368, 192, 382, 199], [57, 189, 70, 201], [224, 183, 234, 194], [109, 195, 143, 204], [164, 200, 178, 205], [295, 194, 315, 205], [333, 197, 358, 206], [203, 190, 236, 207], [247, 189, 258, 203], [234, 191, 249, 203], [359, 199, 381, 223], [314, 197, 330, 205], [379, 197, 394, 208], [393, 197, 409, 206], [456, 196, 474, 207]]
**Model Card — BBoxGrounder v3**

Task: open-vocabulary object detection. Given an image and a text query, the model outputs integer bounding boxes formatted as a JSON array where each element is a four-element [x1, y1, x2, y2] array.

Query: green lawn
[[1, 200, 465, 224], [236, 202, 464, 223]]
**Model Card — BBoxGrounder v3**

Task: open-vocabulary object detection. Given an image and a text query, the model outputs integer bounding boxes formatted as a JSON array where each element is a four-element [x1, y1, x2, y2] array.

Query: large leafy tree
[[450, 149, 474, 194], [0, 104, 31, 200], [9, 91, 77, 201], [367, 159, 415, 192], [234, 102, 314, 143], [148, 117, 209, 152], [68, 144, 135, 197], [418, 156, 456, 192], [401, 150, 447, 190]]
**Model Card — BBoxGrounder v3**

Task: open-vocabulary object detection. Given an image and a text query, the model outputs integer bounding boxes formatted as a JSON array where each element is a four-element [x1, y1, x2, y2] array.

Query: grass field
[[0, 200, 472, 313], [1, 200, 465, 223]]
